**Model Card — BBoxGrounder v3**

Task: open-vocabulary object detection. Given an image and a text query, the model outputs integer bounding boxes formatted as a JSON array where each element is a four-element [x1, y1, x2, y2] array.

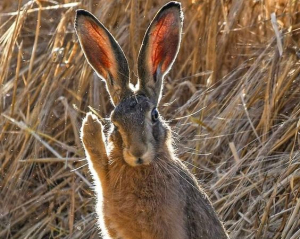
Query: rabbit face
[[110, 94, 167, 167]]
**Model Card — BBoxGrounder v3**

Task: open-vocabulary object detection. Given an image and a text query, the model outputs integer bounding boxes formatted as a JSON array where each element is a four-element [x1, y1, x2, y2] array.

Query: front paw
[[81, 112, 105, 157]]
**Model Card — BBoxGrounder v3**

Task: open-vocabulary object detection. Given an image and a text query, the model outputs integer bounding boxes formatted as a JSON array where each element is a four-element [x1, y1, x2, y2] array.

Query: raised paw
[[81, 112, 106, 158]]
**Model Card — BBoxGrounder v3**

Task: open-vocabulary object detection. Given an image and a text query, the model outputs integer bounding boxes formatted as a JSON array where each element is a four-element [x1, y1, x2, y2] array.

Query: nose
[[136, 158, 144, 165], [128, 144, 147, 158]]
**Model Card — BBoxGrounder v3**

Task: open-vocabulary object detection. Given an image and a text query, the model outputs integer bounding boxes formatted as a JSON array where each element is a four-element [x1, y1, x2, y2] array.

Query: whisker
[[165, 161, 204, 195], [155, 159, 168, 199], [184, 160, 205, 171], [70, 163, 88, 172]]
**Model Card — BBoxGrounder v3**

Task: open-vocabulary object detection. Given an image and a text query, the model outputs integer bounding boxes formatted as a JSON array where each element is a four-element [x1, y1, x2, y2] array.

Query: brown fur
[[76, 2, 229, 238]]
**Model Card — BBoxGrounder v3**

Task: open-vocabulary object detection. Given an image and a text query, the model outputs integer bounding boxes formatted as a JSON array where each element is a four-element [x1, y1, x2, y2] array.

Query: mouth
[[136, 157, 144, 165], [123, 147, 154, 167]]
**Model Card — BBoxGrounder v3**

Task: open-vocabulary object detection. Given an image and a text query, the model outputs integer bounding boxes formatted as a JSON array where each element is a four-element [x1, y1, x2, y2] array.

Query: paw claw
[[83, 112, 102, 133], [86, 112, 97, 124], [81, 112, 103, 148]]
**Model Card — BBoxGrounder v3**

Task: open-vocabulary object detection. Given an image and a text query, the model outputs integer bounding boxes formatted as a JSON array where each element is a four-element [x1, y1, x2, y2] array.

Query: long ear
[[75, 10, 132, 106], [137, 2, 183, 105]]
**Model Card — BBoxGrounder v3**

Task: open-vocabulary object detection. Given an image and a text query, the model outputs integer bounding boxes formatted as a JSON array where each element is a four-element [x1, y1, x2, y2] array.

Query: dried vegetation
[[0, 0, 299, 238]]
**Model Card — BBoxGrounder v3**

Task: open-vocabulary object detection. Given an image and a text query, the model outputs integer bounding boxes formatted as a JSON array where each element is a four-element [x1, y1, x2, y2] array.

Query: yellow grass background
[[0, 0, 299, 238]]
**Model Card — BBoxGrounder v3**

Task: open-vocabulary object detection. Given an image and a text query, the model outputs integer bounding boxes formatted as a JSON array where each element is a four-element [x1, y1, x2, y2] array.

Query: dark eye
[[113, 124, 118, 131], [151, 108, 159, 122]]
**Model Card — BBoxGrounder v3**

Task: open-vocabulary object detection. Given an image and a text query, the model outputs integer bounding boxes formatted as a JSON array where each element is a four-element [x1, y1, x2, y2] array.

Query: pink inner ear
[[79, 19, 116, 79], [150, 13, 179, 75]]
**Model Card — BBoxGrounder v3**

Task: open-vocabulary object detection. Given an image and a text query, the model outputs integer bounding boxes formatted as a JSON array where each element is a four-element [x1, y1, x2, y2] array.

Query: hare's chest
[[104, 188, 180, 238], [107, 178, 168, 216], [107, 174, 172, 210], [102, 167, 185, 238]]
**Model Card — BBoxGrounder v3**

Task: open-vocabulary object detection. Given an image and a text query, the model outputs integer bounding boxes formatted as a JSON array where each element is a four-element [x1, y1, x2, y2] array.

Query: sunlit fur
[[78, 2, 229, 238], [81, 94, 229, 238]]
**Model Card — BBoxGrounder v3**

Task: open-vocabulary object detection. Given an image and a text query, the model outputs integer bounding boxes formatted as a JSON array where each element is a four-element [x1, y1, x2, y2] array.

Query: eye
[[151, 108, 159, 122], [113, 124, 118, 131]]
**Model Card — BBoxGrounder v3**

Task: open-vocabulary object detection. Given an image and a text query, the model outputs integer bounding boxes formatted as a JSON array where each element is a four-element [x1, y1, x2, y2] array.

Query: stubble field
[[0, 0, 299, 238]]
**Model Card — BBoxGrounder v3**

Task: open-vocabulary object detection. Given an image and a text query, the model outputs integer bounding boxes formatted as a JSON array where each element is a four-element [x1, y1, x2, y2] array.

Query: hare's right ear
[[75, 10, 131, 106], [137, 2, 183, 105]]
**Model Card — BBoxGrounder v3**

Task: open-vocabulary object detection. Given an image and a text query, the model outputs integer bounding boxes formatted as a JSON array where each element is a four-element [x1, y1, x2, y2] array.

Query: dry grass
[[0, 0, 299, 238]]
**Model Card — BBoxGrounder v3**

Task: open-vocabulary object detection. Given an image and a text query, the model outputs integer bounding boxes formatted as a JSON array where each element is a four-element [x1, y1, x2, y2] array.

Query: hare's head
[[75, 2, 183, 167]]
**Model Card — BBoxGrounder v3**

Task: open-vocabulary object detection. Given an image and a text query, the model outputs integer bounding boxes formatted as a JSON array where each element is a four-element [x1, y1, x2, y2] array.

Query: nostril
[[136, 158, 143, 165]]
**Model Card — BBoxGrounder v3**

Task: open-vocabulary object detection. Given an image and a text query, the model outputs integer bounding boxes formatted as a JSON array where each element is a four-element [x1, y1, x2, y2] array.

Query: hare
[[75, 2, 229, 239]]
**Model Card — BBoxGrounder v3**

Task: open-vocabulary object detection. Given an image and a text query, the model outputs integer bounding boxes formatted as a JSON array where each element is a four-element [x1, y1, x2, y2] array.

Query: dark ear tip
[[75, 9, 96, 29], [161, 1, 182, 11], [75, 9, 86, 28], [165, 1, 182, 7], [76, 9, 92, 18], [158, 1, 183, 22]]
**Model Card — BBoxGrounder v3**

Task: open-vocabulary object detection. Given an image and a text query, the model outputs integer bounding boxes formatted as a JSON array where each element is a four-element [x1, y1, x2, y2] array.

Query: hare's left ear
[[75, 10, 131, 106], [137, 2, 183, 105]]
